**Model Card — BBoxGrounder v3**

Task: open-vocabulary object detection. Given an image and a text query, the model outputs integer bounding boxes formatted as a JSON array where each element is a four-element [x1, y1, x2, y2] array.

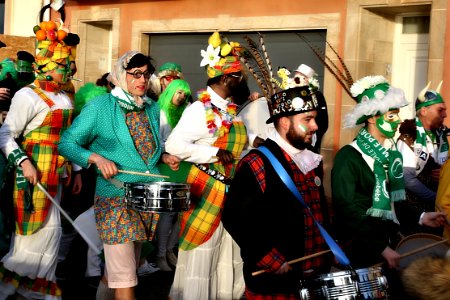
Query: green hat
[[415, 81, 444, 110], [158, 62, 183, 79], [344, 75, 409, 127]]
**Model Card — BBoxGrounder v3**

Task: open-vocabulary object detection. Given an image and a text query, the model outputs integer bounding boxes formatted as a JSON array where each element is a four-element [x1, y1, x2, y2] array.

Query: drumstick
[[399, 238, 449, 259], [118, 170, 169, 178], [371, 238, 449, 268], [252, 249, 331, 276]]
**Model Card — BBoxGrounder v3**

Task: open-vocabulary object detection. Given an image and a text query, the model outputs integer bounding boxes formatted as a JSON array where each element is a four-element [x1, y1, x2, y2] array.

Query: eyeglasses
[[228, 73, 243, 81], [162, 75, 180, 81], [126, 70, 152, 79]]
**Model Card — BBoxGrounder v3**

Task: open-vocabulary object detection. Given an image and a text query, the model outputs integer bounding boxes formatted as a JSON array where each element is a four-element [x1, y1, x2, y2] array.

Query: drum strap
[[258, 146, 350, 266]]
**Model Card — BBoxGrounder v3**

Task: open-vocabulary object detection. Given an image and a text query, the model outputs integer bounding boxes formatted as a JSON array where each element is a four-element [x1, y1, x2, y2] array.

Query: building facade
[[3, 0, 449, 202]]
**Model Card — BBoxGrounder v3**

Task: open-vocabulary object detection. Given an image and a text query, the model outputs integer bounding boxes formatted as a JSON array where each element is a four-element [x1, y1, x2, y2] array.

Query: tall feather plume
[[297, 34, 354, 99], [258, 33, 276, 92], [324, 39, 354, 86], [238, 34, 278, 100]]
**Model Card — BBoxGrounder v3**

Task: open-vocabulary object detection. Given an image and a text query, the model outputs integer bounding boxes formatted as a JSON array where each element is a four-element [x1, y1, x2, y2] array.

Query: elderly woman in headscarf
[[59, 51, 177, 300]]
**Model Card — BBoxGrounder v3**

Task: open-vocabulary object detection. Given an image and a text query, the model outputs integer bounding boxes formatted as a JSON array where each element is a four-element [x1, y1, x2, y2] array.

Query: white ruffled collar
[[267, 130, 322, 174]]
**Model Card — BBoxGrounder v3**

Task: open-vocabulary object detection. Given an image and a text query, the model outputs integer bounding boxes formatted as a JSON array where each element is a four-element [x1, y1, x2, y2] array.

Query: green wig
[[158, 79, 191, 129], [74, 82, 108, 116]]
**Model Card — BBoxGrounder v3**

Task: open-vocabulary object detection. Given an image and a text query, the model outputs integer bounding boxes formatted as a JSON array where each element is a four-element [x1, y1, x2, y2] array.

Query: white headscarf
[[108, 50, 150, 107]]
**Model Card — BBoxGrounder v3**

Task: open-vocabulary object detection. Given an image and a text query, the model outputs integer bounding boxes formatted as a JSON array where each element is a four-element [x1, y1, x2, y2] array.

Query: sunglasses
[[162, 75, 180, 81], [126, 70, 152, 79]]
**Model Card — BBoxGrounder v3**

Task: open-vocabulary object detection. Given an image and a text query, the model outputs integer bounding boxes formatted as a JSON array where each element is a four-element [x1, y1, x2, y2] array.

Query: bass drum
[[395, 233, 449, 270]]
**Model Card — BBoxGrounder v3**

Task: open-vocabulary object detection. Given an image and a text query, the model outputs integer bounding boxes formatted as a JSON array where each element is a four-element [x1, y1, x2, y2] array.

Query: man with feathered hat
[[0, 20, 80, 299], [222, 80, 332, 298], [332, 75, 445, 274], [396, 82, 448, 236], [166, 31, 247, 300]]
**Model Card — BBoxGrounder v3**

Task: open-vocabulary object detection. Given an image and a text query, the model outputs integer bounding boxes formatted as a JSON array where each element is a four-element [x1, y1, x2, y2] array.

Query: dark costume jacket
[[223, 139, 329, 296], [332, 144, 416, 268]]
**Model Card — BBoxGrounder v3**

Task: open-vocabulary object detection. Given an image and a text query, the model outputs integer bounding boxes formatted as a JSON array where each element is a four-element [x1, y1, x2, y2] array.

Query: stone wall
[[0, 34, 35, 61]]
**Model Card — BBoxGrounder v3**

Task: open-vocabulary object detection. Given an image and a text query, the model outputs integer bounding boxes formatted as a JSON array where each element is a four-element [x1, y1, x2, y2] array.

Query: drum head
[[396, 233, 449, 269]]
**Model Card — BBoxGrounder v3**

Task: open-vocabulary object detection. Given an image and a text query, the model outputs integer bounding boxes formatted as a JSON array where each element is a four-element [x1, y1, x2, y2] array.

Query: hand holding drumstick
[[89, 153, 118, 179], [89, 152, 169, 179]]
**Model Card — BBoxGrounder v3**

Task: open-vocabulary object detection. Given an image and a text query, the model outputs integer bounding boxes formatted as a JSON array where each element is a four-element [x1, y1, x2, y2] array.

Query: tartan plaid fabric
[[244, 149, 327, 271], [14, 86, 72, 235], [0, 264, 62, 297], [179, 121, 247, 250], [256, 247, 286, 273]]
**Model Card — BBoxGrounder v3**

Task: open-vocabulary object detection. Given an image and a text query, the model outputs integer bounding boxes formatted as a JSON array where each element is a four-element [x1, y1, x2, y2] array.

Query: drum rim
[[396, 233, 447, 249], [124, 181, 190, 187]]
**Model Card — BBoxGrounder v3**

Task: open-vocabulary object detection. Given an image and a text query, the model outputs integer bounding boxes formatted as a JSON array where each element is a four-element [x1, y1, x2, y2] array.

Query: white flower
[[200, 44, 221, 67]]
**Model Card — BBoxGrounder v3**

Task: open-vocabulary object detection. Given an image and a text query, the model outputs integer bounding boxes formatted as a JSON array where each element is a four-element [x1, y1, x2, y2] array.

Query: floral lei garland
[[198, 90, 237, 137]]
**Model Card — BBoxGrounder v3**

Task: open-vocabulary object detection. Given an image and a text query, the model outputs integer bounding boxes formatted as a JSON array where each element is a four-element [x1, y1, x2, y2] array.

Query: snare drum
[[124, 182, 190, 213], [299, 267, 389, 300]]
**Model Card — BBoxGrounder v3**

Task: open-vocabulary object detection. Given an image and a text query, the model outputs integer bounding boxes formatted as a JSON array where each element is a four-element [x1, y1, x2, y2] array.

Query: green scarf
[[416, 117, 449, 166], [356, 127, 405, 221], [115, 89, 146, 113]]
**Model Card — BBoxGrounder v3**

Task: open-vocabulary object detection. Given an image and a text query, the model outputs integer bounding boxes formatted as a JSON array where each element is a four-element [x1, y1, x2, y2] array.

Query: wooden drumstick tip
[[118, 169, 170, 178], [251, 249, 331, 276]]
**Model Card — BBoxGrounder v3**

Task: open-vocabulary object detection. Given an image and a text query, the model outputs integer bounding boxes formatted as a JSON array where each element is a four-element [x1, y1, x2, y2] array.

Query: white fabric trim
[[0, 86, 72, 157], [166, 87, 229, 164], [344, 86, 409, 128], [169, 223, 244, 300], [267, 130, 322, 174]]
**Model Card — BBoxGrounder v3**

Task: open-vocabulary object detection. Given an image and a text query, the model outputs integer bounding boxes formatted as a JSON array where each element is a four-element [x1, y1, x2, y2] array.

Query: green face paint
[[55, 65, 70, 83], [298, 124, 307, 132], [376, 111, 400, 138]]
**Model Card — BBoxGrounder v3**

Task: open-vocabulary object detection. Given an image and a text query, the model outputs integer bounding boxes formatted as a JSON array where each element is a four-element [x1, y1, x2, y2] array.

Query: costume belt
[[194, 163, 232, 185]]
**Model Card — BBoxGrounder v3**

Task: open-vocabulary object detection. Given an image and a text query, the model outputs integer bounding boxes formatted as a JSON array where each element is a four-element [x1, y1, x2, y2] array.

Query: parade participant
[[151, 61, 184, 96], [0, 51, 36, 256], [0, 20, 79, 299], [59, 51, 174, 300], [396, 82, 448, 235], [332, 75, 445, 270], [166, 31, 247, 300], [223, 84, 330, 298], [156, 78, 192, 271], [0, 50, 36, 112]]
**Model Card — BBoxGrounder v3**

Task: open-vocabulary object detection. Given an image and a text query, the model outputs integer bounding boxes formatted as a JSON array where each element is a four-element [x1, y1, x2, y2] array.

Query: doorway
[[392, 15, 430, 120]]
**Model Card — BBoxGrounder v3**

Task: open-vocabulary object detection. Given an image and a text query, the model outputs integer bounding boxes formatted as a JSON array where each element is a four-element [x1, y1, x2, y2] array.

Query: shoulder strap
[[30, 85, 55, 108], [258, 146, 350, 266]]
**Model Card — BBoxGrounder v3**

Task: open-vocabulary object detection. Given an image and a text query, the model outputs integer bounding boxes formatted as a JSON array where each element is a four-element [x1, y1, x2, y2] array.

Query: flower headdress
[[344, 75, 408, 127], [200, 31, 244, 78]]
